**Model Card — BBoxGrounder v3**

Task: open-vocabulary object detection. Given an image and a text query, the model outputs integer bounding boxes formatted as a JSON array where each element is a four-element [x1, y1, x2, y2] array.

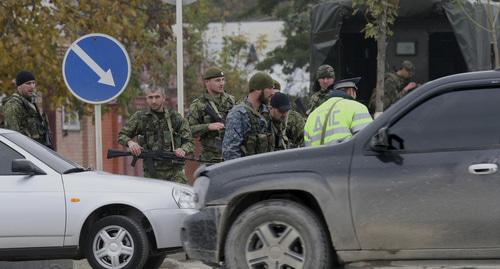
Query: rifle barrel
[[107, 149, 132, 159]]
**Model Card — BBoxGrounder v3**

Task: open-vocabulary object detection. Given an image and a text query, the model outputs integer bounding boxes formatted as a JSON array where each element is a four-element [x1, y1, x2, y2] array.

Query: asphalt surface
[[74, 258, 500, 269], [5, 256, 500, 269]]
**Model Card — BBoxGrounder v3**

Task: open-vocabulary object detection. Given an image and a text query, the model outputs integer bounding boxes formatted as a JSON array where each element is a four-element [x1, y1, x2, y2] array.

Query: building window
[[62, 107, 80, 131]]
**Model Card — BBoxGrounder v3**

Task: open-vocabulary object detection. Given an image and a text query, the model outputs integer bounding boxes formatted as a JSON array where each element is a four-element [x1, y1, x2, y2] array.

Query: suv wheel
[[84, 215, 150, 269], [225, 199, 332, 269]]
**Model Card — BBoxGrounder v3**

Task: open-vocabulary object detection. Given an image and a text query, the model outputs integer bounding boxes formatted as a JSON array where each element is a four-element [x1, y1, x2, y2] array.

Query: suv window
[[0, 141, 25, 175], [389, 88, 500, 151]]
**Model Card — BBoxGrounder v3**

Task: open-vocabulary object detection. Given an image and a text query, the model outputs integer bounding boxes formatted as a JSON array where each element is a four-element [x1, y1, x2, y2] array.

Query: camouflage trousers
[[144, 167, 187, 184]]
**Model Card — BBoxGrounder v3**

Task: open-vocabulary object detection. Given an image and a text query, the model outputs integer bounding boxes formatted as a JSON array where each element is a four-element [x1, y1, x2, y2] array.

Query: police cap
[[333, 77, 361, 91]]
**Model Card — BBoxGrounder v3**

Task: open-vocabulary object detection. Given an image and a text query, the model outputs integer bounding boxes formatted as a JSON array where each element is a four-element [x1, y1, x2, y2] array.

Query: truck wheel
[[224, 199, 332, 269], [84, 215, 150, 269]]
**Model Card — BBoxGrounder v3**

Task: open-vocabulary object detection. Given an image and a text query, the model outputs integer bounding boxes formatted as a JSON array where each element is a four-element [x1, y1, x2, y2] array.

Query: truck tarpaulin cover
[[311, 0, 500, 80]]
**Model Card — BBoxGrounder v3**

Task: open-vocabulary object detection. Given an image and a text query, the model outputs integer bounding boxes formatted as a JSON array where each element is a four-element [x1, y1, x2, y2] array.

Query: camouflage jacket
[[187, 91, 235, 161], [383, 72, 408, 109], [222, 99, 273, 160], [118, 108, 194, 171], [272, 110, 305, 151], [272, 118, 287, 151], [285, 110, 305, 148], [307, 88, 331, 116], [3, 93, 48, 145]]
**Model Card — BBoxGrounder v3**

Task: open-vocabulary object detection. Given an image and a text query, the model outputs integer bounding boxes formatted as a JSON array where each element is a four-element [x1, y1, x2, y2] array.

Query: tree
[[254, 0, 320, 75], [0, 1, 64, 105], [0, 0, 213, 113], [352, 0, 399, 114]]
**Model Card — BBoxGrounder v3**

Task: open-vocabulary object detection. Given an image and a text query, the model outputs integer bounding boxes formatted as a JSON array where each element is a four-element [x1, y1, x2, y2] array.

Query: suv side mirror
[[12, 159, 46, 176], [370, 127, 390, 151]]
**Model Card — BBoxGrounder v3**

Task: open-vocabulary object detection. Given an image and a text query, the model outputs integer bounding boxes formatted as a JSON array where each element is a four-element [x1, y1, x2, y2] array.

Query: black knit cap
[[16, 71, 35, 86], [270, 92, 291, 113]]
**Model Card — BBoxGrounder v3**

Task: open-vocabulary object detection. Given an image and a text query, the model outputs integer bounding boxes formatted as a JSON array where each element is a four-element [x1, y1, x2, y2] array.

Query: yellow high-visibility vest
[[304, 97, 372, 147]]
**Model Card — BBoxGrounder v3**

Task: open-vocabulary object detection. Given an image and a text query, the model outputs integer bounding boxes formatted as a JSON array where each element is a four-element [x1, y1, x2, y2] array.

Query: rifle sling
[[208, 100, 223, 120], [166, 113, 176, 151]]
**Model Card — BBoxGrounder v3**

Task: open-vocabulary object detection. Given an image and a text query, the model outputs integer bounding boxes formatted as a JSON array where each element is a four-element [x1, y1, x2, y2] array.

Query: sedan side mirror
[[370, 127, 390, 151], [12, 159, 46, 176]]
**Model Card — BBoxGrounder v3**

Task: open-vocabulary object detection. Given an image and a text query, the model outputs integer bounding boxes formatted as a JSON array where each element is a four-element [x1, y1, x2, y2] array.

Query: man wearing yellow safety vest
[[304, 77, 373, 147]]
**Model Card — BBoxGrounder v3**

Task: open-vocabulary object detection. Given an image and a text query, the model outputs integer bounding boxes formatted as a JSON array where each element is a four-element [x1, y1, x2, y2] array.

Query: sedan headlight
[[172, 187, 196, 209]]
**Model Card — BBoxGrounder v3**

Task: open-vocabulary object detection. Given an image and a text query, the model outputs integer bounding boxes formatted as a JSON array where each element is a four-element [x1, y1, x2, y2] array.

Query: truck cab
[[182, 70, 500, 268]]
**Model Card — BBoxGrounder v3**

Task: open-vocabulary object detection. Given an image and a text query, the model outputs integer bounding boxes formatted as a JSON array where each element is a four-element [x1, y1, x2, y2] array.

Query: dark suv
[[182, 70, 500, 268]]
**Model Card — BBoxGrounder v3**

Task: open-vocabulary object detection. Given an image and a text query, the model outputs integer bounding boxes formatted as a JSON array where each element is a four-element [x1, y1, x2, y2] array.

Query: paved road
[[73, 258, 500, 269], [5, 257, 500, 269]]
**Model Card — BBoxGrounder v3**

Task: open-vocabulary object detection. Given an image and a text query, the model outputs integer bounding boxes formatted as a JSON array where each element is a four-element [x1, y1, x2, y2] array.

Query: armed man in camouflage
[[307, 64, 336, 115], [187, 67, 235, 162], [118, 87, 194, 183], [271, 80, 305, 149], [223, 72, 275, 160], [3, 71, 53, 148], [383, 60, 417, 109]]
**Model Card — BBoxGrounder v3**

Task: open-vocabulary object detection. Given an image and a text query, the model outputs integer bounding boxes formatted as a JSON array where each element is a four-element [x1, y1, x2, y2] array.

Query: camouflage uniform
[[272, 118, 287, 151], [285, 110, 305, 148], [222, 99, 273, 160], [307, 64, 336, 115], [3, 93, 50, 147], [187, 91, 235, 161], [383, 72, 408, 109], [118, 108, 194, 183], [307, 89, 331, 116], [383, 61, 415, 110]]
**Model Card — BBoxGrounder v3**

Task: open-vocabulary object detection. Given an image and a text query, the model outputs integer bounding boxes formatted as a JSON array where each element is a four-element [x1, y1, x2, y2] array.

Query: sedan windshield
[[3, 132, 86, 174]]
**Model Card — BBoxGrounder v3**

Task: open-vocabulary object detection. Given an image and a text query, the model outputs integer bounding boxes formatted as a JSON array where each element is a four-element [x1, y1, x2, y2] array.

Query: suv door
[[0, 138, 66, 248], [350, 87, 500, 251]]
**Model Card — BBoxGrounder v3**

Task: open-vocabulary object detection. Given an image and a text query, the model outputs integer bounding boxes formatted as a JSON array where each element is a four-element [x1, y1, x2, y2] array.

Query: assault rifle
[[204, 105, 225, 124], [107, 149, 221, 168]]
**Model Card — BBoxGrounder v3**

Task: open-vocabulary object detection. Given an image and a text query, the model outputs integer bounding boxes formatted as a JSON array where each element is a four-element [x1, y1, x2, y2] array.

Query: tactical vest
[[240, 104, 274, 156], [136, 109, 181, 153]]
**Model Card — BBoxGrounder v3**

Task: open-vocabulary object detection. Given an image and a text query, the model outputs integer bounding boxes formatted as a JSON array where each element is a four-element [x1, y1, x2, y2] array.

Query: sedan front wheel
[[84, 215, 150, 269]]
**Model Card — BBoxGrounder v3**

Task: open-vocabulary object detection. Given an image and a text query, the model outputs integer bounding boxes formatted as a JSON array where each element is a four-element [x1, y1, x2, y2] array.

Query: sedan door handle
[[468, 163, 498, 175]]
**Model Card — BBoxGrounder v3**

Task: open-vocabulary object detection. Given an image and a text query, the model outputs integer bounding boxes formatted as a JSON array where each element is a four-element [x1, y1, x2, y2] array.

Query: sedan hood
[[63, 171, 191, 193]]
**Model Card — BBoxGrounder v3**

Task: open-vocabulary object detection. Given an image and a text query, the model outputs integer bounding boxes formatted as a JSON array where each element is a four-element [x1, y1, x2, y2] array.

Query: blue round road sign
[[62, 33, 131, 104]]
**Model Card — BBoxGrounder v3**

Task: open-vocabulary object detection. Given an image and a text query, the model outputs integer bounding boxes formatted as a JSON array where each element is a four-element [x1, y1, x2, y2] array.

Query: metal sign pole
[[176, 0, 184, 116], [95, 104, 103, 170]]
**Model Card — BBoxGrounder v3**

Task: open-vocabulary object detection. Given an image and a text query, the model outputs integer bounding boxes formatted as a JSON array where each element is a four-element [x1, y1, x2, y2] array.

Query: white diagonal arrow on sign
[[71, 44, 115, 87]]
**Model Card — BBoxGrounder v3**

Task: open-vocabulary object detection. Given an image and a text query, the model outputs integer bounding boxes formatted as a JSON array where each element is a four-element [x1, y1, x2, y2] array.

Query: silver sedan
[[0, 128, 197, 269]]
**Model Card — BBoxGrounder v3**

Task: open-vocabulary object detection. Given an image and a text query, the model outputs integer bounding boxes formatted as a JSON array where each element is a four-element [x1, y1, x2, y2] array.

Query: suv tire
[[84, 215, 150, 269], [224, 199, 332, 269]]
